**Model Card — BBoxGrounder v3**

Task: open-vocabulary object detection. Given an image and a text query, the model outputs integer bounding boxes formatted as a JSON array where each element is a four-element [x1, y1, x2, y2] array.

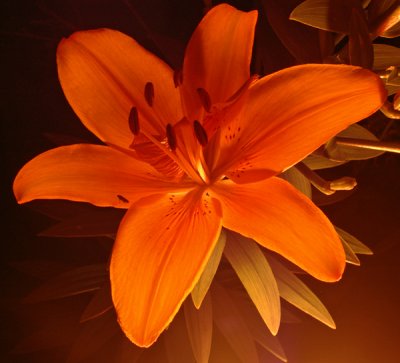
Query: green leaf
[[191, 230, 226, 308], [373, 44, 400, 70], [335, 227, 373, 255], [211, 283, 260, 363], [281, 167, 312, 198], [266, 255, 336, 328], [290, 0, 362, 34], [224, 233, 280, 335], [184, 294, 213, 363], [24, 264, 107, 303], [80, 282, 113, 322]]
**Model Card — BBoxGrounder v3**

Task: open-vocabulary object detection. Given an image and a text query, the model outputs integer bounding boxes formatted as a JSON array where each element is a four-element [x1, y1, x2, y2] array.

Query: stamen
[[117, 194, 129, 203], [197, 87, 211, 112], [166, 123, 177, 151], [193, 120, 208, 146], [144, 82, 154, 107], [128, 107, 140, 135], [173, 69, 183, 88]]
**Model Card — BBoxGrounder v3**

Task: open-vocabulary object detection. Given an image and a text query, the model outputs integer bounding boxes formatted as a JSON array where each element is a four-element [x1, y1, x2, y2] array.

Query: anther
[[117, 194, 129, 203], [128, 107, 140, 135], [197, 88, 211, 112], [173, 69, 183, 88], [193, 120, 208, 146], [166, 123, 177, 151], [144, 82, 154, 107]]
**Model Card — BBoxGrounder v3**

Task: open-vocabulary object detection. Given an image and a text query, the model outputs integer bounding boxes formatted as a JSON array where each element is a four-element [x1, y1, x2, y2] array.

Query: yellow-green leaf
[[184, 294, 213, 363], [224, 233, 280, 335], [341, 238, 361, 266], [266, 255, 335, 328], [335, 226, 373, 255], [191, 230, 226, 308]]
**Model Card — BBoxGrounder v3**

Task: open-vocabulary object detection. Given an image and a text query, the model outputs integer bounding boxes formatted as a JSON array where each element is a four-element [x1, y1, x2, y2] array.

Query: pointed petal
[[181, 4, 257, 120], [110, 190, 222, 347], [14, 144, 189, 208], [213, 65, 386, 181], [57, 29, 182, 149], [213, 177, 345, 282]]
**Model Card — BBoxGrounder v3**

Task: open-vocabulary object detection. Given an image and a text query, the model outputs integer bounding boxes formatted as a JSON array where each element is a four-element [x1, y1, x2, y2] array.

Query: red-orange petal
[[57, 29, 182, 149], [181, 4, 257, 120], [212, 64, 386, 182], [212, 177, 345, 282], [110, 189, 222, 347], [13, 144, 191, 208]]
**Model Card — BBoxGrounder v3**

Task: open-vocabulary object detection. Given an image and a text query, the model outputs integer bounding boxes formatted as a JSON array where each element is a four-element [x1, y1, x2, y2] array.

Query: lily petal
[[213, 177, 345, 282], [213, 64, 386, 181], [110, 190, 222, 347], [57, 29, 182, 149], [181, 4, 257, 120], [13, 144, 190, 208]]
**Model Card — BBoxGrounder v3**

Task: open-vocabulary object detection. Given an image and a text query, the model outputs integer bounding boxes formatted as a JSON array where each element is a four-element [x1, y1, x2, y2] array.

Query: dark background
[[1, 0, 400, 362]]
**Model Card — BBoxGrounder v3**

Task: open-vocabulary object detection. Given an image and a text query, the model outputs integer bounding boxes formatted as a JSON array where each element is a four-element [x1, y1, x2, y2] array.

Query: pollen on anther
[[166, 123, 177, 151], [197, 88, 211, 112], [193, 120, 208, 146], [128, 107, 140, 135], [144, 82, 155, 107]]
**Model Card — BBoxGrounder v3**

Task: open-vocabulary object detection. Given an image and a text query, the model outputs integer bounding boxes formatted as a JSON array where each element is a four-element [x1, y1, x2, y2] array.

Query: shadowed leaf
[[164, 310, 196, 363], [184, 294, 213, 363], [261, 0, 322, 63], [39, 208, 123, 238], [211, 283, 260, 363], [67, 310, 119, 363], [24, 264, 107, 303], [80, 282, 113, 322], [230, 290, 287, 362], [349, 8, 373, 69], [290, 0, 362, 34]]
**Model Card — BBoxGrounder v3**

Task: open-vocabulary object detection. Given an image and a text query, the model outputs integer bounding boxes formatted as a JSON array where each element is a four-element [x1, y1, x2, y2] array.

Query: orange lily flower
[[14, 4, 385, 347]]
